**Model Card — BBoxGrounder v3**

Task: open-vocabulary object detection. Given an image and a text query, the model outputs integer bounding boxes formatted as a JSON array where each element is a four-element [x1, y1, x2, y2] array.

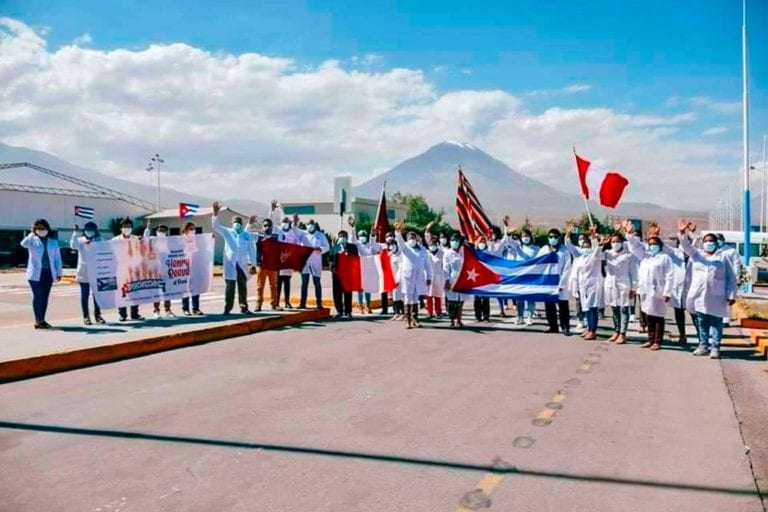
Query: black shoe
[[192, 309, 204, 316], [183, 309, 192, 317], [545, 328, 558, 333], [284, 303, 293, 309], [298, 303, 307, 309], [562, 329, 572, 336], [95, 316, 106, 324], [84, 317, 92, 326], [119, 315, 128, 322], [130, 315, 145, 321], [334, 314, 344, 319], [223, 310, 232, 316], [37, 321, 52, 329], [241, 309, 253, 315]]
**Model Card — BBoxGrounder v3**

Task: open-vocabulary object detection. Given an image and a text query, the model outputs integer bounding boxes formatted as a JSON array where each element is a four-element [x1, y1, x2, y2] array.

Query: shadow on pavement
[[0, 420, 762, 498]]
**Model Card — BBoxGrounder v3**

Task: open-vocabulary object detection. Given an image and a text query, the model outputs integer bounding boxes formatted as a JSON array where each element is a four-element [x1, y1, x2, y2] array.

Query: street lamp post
[[149, 154, 164, 212]]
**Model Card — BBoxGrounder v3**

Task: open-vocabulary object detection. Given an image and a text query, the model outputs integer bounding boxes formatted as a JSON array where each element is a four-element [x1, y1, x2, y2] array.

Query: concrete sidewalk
[[0, 309, 329, 383]]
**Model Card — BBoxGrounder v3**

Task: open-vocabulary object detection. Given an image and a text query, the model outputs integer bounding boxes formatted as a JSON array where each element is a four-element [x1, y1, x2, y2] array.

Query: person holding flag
[[297, 218, 330, 309], [253, 200, 285, 311], [329, 229, 358, 319], [275, 214, 311, 309], [443, 232, 466, 328], [70, 221, 105, 325], [566, 224, 604, 340], [394, 221, 433, 328], [423, 222, 446, 319], [537, 228, 573, 336], [212, 201, 257, 315], [113, 218, 145, 322], [502, 218, 540, 326], [602, 229, 637, 344], [143, 220, 177, 319]]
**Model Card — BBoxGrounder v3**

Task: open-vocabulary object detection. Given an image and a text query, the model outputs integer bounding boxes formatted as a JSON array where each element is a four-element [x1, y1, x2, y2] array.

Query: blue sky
[[1, 0, 767, 209]]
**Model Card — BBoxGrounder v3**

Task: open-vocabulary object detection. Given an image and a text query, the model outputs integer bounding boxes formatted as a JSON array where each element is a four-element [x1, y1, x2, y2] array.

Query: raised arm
[[211, 202, 228, 236], [70, 229, 83, 251]]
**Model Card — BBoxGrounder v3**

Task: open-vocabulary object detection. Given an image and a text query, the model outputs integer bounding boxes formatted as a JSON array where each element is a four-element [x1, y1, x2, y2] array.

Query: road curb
[[0, 309, 329, 384], [748, 329, 768, 359]]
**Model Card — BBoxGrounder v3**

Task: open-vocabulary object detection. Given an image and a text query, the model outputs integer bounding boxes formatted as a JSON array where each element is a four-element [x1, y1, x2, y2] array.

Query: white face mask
[[521, 236, 531, 245], [359, 236, 368, 244], [478, 243, 487, 251], [307, 224, 317, 233], [35, 229, 48, 238], [281, 223, 290, 231], [121, 227, 132, 236], [407, 239, 417, 248], [157, 231, 167, 238], [612, 242, 622, 252]]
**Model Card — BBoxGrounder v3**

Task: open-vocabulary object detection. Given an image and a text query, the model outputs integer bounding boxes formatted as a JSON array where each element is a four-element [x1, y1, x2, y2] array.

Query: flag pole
[[573, 146, 595, 230], [742, 0, 751, 267]]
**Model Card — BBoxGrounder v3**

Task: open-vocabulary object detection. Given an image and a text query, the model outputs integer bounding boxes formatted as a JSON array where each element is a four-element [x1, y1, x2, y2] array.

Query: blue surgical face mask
[[429, 245, 437, 253], [703, 241, 718, 253], [477, 243, 487, 251], [578, 239, 587, 248], [84, 230, 96, 238], [649, 245, 661, 255], [439, 237, 448, 247], [307, 224, 316, 233], [232, 222, 243, 233], [450, 240, 460, 250], [548, 237, 559, 247], [338, 237, 347, 245], [717, 240, 724, 248], [521, 236, 531, 245], [281, 222, 290, 231], [359, 236, 368, 244]]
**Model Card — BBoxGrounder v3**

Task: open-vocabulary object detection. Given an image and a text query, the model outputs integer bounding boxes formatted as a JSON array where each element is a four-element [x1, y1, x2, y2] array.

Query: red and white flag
[[336, 251, 397, 294], [574, 153, 629, 209]]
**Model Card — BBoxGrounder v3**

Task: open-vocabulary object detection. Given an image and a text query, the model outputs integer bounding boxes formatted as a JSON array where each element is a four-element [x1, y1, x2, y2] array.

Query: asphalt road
[[1, 316, 766, 511]]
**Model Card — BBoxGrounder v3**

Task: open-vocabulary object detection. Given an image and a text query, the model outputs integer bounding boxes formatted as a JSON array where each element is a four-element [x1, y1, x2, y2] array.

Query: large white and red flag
[[336, 251, 397, 294], [574, 153, 629, 209]]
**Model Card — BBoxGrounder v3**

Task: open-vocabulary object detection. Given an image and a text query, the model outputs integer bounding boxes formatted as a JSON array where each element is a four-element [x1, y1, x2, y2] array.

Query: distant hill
[[0, 142, 266, 215], [355, 141, 708, 229]]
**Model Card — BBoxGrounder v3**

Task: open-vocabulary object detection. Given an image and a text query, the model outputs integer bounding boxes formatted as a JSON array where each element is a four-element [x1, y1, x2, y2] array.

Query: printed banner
[[83, 234, 214, 309]]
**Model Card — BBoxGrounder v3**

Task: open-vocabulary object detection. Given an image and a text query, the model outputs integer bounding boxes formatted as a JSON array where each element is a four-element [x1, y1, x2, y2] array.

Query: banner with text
[[83, 234, 214, 309]]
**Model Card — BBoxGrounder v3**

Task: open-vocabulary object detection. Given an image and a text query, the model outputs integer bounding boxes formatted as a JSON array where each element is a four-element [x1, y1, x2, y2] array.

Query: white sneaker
[[629, 314, 636, 323], [165, 311, 177, 319], [575, 321, 584, 331], [153, 312, 162, 320], [709, 349, 720, 359], [693, 346, 709, 356], [513, 317, 522, 326], [525, 316, 533, 326]]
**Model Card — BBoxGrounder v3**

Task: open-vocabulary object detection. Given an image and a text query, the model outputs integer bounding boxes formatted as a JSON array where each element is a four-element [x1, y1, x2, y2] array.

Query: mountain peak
[[435, 140, 479, 151]]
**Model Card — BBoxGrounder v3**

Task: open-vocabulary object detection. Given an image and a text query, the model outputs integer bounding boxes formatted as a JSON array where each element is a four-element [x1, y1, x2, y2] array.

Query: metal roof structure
[[0, 162, 155, 212]]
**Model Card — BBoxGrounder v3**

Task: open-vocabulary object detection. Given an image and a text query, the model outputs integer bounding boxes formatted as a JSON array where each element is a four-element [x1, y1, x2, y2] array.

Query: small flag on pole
[[74, 205, 95, 219], [179, 202, 199, 218]]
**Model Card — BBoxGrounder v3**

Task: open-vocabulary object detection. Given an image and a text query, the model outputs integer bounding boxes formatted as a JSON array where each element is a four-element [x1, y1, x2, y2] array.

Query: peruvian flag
[[574, 153, 629, 208], [336, 251, 397, 294]]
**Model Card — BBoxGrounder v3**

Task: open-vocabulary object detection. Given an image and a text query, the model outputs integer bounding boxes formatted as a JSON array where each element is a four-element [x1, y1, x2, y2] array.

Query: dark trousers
[[78, 282, 101, 319], [29, 268, 53, 323], [277, 274, 292, 306], [153, 300, 171, 312], [674, 307, 687, 341], [474, 296, 490, 321], [381, 292, 389, 314], [300, 273, 322, 308], [545, 300, 570, 332], [225, 266, 248, 313], [332, 273, 352, 316], [182, 295, 200, 312], [447, 300, 463, 320], [647, 315, 665, 344], [586, 306, 599, 332], [118, 305, 140, 319], [393, 300, 405, 315]]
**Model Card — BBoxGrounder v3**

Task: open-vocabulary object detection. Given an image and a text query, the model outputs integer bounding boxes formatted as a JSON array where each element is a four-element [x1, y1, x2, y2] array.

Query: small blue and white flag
[[74, 205, 95, 219], [452, 247, 561, 301], [179, 202, 199, 218]]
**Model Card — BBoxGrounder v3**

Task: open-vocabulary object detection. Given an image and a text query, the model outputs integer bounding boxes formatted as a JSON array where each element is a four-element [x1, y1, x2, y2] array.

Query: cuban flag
[[452, 247, 560, 301], [74, 205, 95, 219], [179, 202, 199, 218]]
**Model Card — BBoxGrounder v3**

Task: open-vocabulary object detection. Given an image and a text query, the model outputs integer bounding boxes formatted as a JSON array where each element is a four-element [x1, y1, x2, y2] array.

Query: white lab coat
[[537, 243, 572, 301], [426, 247, 446, 296], [661, 244, 688, 309], [564, 239, 586, 299], [603, 248, 636, 307], [212, 216, 256, 281], [627, 235, 674, 317], [679, 235, 737, 318], [300, 230, 330, 277], [20, 233, 63, 281], [395, 233, 433, 301], [389, 249, 403, 301], [571, 243, 603, 310], [443, 248, 464, 302], [720, 246, 743, 285], [70, 233, 102, 283]]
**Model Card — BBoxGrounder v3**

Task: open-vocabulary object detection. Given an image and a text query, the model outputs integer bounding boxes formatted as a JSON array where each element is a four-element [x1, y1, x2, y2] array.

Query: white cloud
[[527, 83, 592, 97], [460, 68, 473, 75], [690, 96, 741, 115], [561, 83, 591, 93], [702, 126, 728, 136], [0, 17, 739, 209], [72, 33, 93, 46]]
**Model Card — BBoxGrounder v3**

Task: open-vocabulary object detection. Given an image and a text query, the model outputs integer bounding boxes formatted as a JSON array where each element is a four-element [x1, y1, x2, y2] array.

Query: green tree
[[390, 191, 446, 231]]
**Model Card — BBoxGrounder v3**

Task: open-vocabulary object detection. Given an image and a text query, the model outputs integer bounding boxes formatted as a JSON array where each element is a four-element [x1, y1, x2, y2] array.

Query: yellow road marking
[[455, 473, 504, 512]]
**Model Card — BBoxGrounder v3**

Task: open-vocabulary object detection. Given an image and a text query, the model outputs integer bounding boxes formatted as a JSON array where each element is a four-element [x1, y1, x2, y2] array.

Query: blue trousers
[[696, 312, 723, 350], [586, 307, 599, 333], [29, 268, 53, 322]]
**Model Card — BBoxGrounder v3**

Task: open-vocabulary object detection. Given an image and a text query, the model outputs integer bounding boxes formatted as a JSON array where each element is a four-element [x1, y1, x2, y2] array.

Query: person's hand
[[248, 215, 258, 225], [425, 221, 435, 232], [648, 222, 660, 239], [629, 290, 636, 300], [502, 215, 511, 227], [394, 221, 404, 233], [621, 219, 635, 234], [566, 223, 575, 236], [677, 218, 688, 233], [426, 280, 432, 287], [614, 222, 623, 233], [270, 200, 278, 211], [589, 224, 598, 237], [293, 214, 300, 225], [212, 201, 221, 216], [347, 216, 355, 228], [74, 224, 80, 231], [663, 296, 671, 303], [687, 222, 697, 233]]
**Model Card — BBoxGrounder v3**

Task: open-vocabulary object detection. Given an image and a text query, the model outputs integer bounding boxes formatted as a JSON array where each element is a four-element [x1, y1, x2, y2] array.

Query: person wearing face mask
[[537, 228, 572, 335], [70, 221, 105, 325], [212, 201, 256, 315], [274, 214, 311, 310], [602, 231, 636, 344], [443, 233, 466, 328], [142, 222, 176, 320], [330, 230, 359, 318], [472, 235, 492, 323], [349, 221, 373, 314], [423, 222, 446, 319], [631, 229, 647, 333], [715, 233, 742, 326], [180, 221, 204, 316], [564, 230, 590, 331], [395, 222, 433, 328], [623, 219, 674, 351], [298, 219, 329, 310], [113, 218, 145, 322], [679, 221, 738, 359], [387, 240, 405, 320], [251, 200, 286, 311], [566, 225, 604, 340], [503, 221, 541, 326], [21, 218, 63, 329]]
